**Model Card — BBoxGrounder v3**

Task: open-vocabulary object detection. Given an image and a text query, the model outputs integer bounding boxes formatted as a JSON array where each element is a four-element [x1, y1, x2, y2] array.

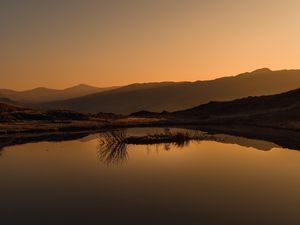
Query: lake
[[1, 128, 300, 225]]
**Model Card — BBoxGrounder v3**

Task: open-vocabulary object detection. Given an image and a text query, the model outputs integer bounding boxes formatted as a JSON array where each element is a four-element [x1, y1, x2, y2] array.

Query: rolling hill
[[175, 87, 300, 130], [0, 84, 116, 103], [0, 97, 20, 106], [40, 68, 300, 114], [0, 102, 90, 122]]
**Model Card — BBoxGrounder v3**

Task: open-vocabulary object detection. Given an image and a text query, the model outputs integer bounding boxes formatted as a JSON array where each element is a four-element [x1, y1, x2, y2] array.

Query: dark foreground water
[[1, 128, 300, 225]]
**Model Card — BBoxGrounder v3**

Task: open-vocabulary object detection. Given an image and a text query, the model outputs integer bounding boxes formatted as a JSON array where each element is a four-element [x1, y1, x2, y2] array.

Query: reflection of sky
[[1, 132, 300, 224]]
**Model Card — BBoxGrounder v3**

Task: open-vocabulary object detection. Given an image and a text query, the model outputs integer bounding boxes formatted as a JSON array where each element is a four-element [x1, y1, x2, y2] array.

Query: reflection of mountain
[[203, 134, 279, 151], [0, 84, 116, 103], [84, 128, 280, 151], [0, 127, 296, 163], [95, 129, 281, 165], [0, 132, 90, 153], [40, 68, 300, 114], [78, 134, 100, 143]]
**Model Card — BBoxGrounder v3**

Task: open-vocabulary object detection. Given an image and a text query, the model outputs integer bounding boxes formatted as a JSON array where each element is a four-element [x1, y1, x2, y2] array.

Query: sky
[[1, 0, 300, 90]]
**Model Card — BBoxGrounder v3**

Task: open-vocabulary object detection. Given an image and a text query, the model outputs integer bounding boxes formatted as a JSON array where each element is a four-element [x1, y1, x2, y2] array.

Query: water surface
[[1, 128, 300, 225]]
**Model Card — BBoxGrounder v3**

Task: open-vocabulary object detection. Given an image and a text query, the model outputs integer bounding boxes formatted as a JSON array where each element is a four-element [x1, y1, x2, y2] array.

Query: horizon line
[[2, 67, 298, 92]]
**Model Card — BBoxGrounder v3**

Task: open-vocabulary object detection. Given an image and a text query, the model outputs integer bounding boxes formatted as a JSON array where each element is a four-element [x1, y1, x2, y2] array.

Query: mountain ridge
[[39, 68, 300, 114], [172, 87, 300, 132], [0, 84, 117, 103]]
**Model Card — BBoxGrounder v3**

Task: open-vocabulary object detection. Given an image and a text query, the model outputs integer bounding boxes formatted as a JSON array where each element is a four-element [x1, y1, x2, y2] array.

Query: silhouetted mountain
[[0, 97, 19, 106], [0, 84, 116, 103], [0, 103, 88, 122], [0, 103, 27, 113], [39, 68, 300, 114], [175, 88, 300, 130]]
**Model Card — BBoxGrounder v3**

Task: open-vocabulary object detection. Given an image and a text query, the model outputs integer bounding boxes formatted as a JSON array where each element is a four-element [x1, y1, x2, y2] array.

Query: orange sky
[[1, 0, 300, 90]]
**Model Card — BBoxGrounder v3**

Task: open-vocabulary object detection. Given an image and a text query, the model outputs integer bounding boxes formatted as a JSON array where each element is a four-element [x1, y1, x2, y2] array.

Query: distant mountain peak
[[30, 87, 52, 91], [64, 84, 101, 91], [251, 68, 272, 73], [236, 68, 273, 79], [74, 84, 93, 88]]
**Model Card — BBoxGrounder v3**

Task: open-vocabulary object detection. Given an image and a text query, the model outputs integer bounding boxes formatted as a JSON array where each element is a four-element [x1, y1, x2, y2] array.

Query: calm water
[[1, 128, 300, 225]]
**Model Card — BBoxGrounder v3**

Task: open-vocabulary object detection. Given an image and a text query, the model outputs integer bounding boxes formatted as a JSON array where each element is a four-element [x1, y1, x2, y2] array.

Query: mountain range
[[0, 84, 116, 104], [1, 85, 300, 133], [1, 68, 300, 115], [37, 68, 300, 114], [176, 87, 300, 128]]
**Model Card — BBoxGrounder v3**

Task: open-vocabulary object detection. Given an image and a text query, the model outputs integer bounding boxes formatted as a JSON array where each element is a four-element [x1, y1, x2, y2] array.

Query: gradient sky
[[1, 0, 300, 90]]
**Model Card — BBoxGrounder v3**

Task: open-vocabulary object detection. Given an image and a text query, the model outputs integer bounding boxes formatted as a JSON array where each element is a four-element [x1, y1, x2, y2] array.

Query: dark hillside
[[40, 69, 300, 114]]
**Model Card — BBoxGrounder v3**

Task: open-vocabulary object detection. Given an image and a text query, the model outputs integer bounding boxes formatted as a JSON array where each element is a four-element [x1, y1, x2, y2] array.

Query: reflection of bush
[[97, 129, 204, 165], [123, 129, 196, 147], [97, 130, 128, 165]]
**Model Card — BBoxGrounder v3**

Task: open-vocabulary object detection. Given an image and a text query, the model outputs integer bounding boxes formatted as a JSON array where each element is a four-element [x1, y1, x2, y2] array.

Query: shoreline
[[0, 119, 300, 151]]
